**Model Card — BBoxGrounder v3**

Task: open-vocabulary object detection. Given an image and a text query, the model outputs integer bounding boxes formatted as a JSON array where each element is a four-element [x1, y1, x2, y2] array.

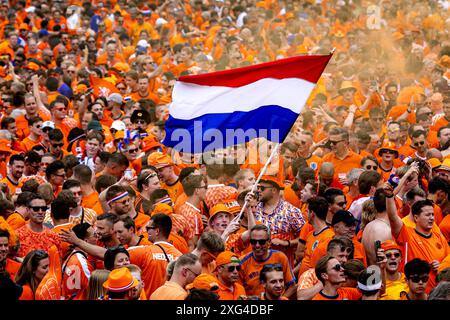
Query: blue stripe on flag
[[162, 105, 298, 153]]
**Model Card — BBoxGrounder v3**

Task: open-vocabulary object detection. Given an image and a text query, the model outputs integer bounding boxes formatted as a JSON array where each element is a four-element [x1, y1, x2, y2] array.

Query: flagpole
[[234, 49, 336, 221]]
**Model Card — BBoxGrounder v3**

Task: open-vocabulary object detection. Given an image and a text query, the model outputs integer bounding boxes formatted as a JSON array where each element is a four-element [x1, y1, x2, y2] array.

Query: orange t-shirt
[[283, 185, 302, 209], [5, 258, 20, 280], [239, 250, 295, 297], [298, 226, 335, 276], [19, 284, 35, 300], [439, 215, 450, 243], [312, 287, 362, 300], [321, 151, 363, 179], [61, 251, 93, 300], [81, 192, 103, 215], [6, 212, 26, 230], [127, 241, 182, 298], [149, 281, 188, 300], [395, 224, 449, 292], [217, 279, 246, 300]]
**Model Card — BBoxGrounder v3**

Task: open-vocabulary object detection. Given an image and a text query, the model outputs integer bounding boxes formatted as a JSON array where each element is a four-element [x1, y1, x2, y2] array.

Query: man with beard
[[0, 154, 24, 196], [215, 251, 246, 300], [15, 93, 50, 140], [61, 180, 97, 226], [312, 255, 361, 300], [105, 185, 133, 218], [113, 216, 151, 248], [400, 258, 431, 300], [378, 240, 408, 300], [437, 125, 450, 156], [16, 194, 61, 257], [254, 176, 305, 267]]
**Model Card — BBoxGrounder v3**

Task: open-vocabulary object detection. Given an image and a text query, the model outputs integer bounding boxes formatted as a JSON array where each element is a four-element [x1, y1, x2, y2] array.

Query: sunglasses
[[257, 185, 273, 191], [30, 206, 48, 212], [52, 143, 64, 148], [127, 148, 138, 153], [408, 275, 429, 283], [331, 263, 343, 272], [226, 265, 241, 272], [329, 139, 345, 145], [414, 141, 425, 147], [383, 150, 397, 154], [339, 247, 353, 254], [365, 165, 378, 170], [55, 107, 67, 112], [386, 252, 401, 259], [250, 239, 269, 246], [136, 120, 147, 125]]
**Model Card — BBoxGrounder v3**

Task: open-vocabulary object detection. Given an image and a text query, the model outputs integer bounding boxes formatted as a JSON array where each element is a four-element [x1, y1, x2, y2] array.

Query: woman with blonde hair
[[86, 269, 110, 300]]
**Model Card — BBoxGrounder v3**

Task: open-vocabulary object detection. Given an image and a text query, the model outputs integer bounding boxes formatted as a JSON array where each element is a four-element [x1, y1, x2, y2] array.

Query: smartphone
[[387, 174, 399, 189], [124, 169, 133, 179], [374, 240, 382, 261]]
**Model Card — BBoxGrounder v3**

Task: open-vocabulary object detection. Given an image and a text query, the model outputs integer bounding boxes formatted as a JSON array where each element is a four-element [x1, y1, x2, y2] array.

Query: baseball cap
[[438, 158, 450, 172], [108, 93, 123, 104], [112, 62, 130, 73], [41, 121, 55, 130], [111, 120, 126, 132], [147, 152, 173, 169], [332, 210, 357, 226], [137, 40, 150, 48], [151, 203, 174, 217], [186, 274, 220, 291], [0, 139, 12, 154], [87, 120, 103, 132], [103, 267, 139, 292], [215, 251, 240, 267], [141, 135, 161, 153]]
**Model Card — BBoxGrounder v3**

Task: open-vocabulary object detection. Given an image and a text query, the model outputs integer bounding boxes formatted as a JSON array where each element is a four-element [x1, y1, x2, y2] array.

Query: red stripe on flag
[[178, 54, 332, 87]]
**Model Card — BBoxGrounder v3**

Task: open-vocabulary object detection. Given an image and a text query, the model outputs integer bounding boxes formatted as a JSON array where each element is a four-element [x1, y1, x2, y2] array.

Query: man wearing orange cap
[[102, 267, 139, 300], [208, 203, 234, 238], [378, 147, 401, 182], [379, 240, 408, 300], [0, 139, 12, 179], [148, 152, 183, 203], [150, 253, 201, 300], [255, 175, 305, 266], [215, 251, 246, 300], [186, 273, 220, 295]]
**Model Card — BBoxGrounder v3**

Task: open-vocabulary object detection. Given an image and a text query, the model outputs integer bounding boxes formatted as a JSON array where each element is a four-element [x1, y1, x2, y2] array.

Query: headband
[[357, 281, 382, 291], [107, 192, 129, 205]]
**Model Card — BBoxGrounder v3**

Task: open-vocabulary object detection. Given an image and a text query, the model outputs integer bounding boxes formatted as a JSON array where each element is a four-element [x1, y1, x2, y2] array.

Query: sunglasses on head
[[30, 206, 48, 212], [386, 252, 401, 259], [250, 239, 269, 246], [365, 165, 378, 170], [414, 141, 425, 147], [226, 265, 241, 272], [408, 275, 429, 283]]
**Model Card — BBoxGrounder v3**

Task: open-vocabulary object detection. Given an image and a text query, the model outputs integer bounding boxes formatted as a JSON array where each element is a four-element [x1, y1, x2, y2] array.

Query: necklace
[[375, 218, 390, 227]]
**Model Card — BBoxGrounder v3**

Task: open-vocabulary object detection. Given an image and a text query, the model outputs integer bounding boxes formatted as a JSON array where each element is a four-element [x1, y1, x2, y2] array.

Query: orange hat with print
[[103, 267, 138, 292], [260, 175, 284, 190], [0, 139, 12, 153], [209, 203, 233, 223], [186, 273, 220, 291], [221, 197, 241, 215], [151, 203, 174, 217], [148, 152, 173, 169], [141, 135, 161, 153], [381, 240, 402, 254], [215, 251, 240, 267]]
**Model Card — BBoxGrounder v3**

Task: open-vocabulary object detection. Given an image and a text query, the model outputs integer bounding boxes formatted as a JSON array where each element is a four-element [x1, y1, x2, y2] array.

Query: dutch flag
[[162, 54, 332, 153]]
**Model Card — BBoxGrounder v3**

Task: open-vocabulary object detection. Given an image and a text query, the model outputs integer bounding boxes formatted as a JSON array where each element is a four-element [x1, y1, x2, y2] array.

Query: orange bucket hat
[[381, 240, 402, 254], [148, 152, 173, 169], [260, 175, 284, 190], [209, 203, 233, 223], [103, 267, 138, 292]]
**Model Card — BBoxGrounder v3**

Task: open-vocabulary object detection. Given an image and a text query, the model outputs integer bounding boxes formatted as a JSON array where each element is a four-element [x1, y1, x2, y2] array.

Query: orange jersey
[[321, 151, 363, 179], [239, 249, 295, 297], [127, 241, 182, 298], [204, 185, 238, 211], [176, 202, 204, 236], [149, 281, 188, 300], [61, 251, 93, 300], [81, 192, 103, 215], [16, 224, 61, 258], [5, 258, 20, 280], [217, 279, 246, 300], [298, 226, 334, 276], [439, 215, 450, 243], [395, 224, 449, 292], [6, 212, 26, 230], [312, 287, 361, 300], [161, 179, 184, 203]]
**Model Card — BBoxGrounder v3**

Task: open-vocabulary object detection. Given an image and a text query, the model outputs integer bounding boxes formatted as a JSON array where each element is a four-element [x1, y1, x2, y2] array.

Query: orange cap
[[147, 152, 173, 169], [151, 203, 174, 216], [221, 199, 240, 215], [75, 84, 88, 94], [19, 23, 29, 30], [209, 203, 233, 222], [114, 130, 125, 140], [103, 267, 138, 292], [25, 62, 40, 71], [215, 251, 240, 267], [186, 273, 219, 291], [0, 139, 12, 153], [381, 240, 402, 254], [141, 135, 161, 152], [260, 175, 284, 190], [428, 158, 442, 170], [112, 62, 130, 73]]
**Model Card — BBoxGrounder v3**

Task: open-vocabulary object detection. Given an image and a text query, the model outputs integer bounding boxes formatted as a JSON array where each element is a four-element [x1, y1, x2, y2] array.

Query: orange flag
[[89, 74, 119, 98], [35, 245, 62, 300]]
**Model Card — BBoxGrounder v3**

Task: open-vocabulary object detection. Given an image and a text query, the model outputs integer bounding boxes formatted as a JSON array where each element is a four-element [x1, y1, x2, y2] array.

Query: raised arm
[[384, 183, 403, 238]]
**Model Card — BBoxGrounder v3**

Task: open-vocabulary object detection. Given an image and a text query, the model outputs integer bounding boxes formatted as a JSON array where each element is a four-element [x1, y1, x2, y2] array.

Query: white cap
[[137, 40, 150, 48], [155, 18, 168, 27], [25, 6, 36, 13], [42, 121, 55, 130], [111, 120, 126, 131], [108, 93, 123, 104]]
